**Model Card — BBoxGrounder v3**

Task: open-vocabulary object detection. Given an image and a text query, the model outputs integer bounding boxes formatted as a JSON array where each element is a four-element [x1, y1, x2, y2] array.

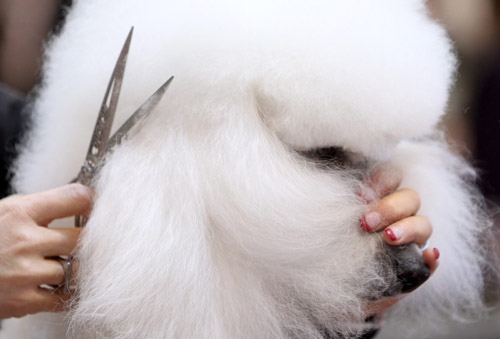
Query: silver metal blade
[[106, 76, 174, 150], [76, 27, 134, 187]]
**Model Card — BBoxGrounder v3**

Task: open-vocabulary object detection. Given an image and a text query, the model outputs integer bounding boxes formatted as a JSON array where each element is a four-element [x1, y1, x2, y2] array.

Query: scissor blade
[[107, 76, 174, 150], [85, 27, 134, 162]]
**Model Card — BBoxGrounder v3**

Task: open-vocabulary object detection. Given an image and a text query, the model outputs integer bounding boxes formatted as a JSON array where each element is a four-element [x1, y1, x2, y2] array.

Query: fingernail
[[433, 248, 440, 260], [359, 187, 376, 203], [384, 226, 403, 241], [360, 211, 381, 231]]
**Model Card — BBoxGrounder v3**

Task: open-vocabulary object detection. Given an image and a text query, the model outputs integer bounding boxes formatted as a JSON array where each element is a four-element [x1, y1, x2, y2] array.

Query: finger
[[13, 288, 70, 317], [422, 247, 440, 275], [38, 257, 78, 292], [33, 259, 66, 286], [360, 167, 403, 203], [38, 227, 82, 257], [383, 216, 432, 247], [360, 188, 420, 232], [19, 184, 93, 225], [10, 257, 66, 287], [34, 288, 71, 313]]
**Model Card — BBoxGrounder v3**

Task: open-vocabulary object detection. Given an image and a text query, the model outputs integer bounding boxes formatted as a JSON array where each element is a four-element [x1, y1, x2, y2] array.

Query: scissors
[[54, 28, 172, 294], [73, 27, 174, 227]]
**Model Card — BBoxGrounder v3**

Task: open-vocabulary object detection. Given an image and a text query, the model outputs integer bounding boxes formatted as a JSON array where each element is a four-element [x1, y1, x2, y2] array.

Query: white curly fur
[[0, 0, 492, 338]]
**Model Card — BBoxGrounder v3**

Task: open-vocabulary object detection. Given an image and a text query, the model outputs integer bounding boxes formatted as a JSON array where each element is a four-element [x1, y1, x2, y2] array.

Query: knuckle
[[404, 189, 421, 208], [383, 199, 401, 219], [14, 258, 38, 279], [419, 216, 433, 232], [0, 199, 29, 222], [419, 215, 431, 225], [12, 227, 38, 248], [4, 195, 45, 223], [412, 194, 421, 210], [0, 224, 44, 258], [371, 166, 402, 191], [67, 184, 93, 205], [384, 188, 421, 218], [51, 230, 68, 244], [51, 230, 77, 250], [25, 199, 45, 219], [4, 256, 45, 286]]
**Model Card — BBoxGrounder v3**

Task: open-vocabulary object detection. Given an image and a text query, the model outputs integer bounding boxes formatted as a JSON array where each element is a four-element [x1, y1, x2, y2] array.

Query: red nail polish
[[433, 248, 440, 260], [385, 228, 397, 241], [360, 217, 371, 232]]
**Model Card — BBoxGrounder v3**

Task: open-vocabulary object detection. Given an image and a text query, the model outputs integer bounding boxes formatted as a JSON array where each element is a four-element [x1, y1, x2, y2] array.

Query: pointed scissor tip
[[163, 76, 174, 88], [123, 27, 134, 53], [155, 76, 174, 97]]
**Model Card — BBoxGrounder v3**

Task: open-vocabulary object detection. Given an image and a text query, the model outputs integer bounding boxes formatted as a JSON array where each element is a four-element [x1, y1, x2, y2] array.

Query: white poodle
[[0, 0, 493, 338]]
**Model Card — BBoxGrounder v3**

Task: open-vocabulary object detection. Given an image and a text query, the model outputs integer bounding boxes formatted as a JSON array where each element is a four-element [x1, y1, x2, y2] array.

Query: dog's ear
[[249, 0, 455, 160], [67, 99, 381, 338], [69, 135, 219, 337]]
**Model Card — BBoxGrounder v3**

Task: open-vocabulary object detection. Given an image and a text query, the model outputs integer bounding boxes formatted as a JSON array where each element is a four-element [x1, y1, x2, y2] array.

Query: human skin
[[0, 0, 60, 93], [0, 184, 92, 319], [362, 168, 439, 316], [0, 174, 436, 319]]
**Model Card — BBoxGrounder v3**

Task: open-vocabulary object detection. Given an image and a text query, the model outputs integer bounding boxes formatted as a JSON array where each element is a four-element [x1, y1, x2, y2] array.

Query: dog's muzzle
[[371, 243, 431, 298], [386, 243, 431, 294]]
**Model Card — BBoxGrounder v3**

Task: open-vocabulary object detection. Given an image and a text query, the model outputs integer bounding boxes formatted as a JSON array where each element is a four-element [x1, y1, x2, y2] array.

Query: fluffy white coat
[[0, 0, 491, 338]]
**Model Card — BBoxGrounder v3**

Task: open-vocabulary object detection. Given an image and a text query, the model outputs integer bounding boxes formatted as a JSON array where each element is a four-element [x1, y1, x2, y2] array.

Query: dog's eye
[[313, 147, 344, 161], [301, 146, 348, 166]]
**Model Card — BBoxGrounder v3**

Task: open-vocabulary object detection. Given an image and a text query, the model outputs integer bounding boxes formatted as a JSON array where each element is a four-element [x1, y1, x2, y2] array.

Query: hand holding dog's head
[[7, 1, 490, 339]]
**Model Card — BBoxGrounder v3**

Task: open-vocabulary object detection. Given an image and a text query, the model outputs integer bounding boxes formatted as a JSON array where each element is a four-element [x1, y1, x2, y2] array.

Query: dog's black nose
[[372, 243, 431, 298], [388, 243, 431, 294], [397, 262, 431, 293]]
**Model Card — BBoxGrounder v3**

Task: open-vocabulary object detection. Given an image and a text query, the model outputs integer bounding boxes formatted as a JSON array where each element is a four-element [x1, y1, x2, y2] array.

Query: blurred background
[[0, 0, 499, 337], [429, 0, 500, 204], [426, 1, 500, 338], [0, 0, 71, 198]]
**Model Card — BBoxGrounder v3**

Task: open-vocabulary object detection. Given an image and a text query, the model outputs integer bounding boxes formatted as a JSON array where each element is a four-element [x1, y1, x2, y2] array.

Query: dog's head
[[14, 0, 461, 338]]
